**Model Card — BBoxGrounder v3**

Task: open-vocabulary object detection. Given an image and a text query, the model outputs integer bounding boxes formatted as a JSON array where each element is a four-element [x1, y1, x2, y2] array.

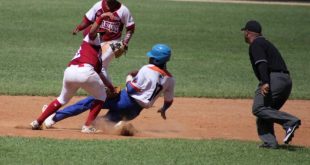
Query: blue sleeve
[[126, 82, 138, 95]]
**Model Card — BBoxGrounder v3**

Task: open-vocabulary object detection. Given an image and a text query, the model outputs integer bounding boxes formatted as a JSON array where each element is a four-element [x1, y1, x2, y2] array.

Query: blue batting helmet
[[146, 44, 171, 65]]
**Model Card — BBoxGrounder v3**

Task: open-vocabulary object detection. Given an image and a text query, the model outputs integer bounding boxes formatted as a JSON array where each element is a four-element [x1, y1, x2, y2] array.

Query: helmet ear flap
[[149, 57, 166, 68]]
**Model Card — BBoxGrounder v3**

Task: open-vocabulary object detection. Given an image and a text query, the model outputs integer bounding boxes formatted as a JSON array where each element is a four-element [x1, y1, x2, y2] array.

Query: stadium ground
[[0, 96, 309, 147]]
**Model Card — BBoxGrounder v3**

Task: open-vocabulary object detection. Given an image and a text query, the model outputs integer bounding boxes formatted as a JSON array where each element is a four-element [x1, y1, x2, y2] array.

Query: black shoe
[[283, 122, 300, 144], [258, 143, 278, 149]]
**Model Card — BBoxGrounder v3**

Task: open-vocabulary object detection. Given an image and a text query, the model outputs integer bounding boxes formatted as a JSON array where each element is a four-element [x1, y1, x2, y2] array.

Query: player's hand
[[122, 41, 128, 51], [260, 83, 270, 96], [157, 108, 166, 120], [108, 86, 115, 93], [72, 27, 79, 35]]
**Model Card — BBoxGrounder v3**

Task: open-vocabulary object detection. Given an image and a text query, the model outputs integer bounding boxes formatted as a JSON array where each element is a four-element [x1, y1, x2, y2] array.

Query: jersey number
[[148, 83, 163, 101]]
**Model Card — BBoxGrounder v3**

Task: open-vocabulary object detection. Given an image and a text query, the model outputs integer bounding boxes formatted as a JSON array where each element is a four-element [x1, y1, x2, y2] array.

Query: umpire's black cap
[[241, 20, 262, 33]]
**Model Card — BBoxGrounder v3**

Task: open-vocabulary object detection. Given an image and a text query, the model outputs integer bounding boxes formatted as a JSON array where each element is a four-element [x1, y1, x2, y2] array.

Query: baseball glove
[[110, 42, 127, 58], [106, 86, 122, 99]]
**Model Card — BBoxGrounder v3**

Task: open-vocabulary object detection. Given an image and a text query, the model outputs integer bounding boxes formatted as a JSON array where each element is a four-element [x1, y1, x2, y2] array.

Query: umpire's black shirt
[[249, 36, 289, 84]]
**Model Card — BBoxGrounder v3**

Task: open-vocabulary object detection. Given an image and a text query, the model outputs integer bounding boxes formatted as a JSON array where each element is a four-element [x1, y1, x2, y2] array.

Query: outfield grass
[[0, 137, 309, 165], [0, 0, 309, 98]]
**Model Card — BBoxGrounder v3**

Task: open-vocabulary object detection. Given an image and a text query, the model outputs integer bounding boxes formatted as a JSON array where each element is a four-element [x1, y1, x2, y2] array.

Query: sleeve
[[120, 6, 135, 31], [127, 67, 147, 93], [257, 62, 270, 84], [250, 42, 267, 66], [85, 2, 101, 22], [163, 78, 175, 102]]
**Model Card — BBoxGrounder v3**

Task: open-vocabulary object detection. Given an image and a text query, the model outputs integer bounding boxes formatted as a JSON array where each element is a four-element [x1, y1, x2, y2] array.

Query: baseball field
[[1, 0, 310, 164]]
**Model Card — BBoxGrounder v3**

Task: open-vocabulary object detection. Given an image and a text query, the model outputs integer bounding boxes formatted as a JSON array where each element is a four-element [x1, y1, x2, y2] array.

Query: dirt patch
[[0, 96, 309, 146]]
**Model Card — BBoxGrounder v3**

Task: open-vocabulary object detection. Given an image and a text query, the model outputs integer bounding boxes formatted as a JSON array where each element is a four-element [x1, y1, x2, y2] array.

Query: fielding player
[[43, 44, 175, 133]]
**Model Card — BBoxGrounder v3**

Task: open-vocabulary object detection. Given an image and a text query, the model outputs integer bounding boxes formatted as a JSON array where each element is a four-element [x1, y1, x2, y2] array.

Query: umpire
[[241, 20, 301, 149]]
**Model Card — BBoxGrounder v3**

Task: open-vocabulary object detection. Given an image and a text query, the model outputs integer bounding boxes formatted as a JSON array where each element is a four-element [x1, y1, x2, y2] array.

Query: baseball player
[[73, 0, 135, 48], [74, 0, 135, 84], [30, 0, 135, 133], [30, 22, 115, 132], [241, 20, 301, 149], [43, 44, 175, 131]]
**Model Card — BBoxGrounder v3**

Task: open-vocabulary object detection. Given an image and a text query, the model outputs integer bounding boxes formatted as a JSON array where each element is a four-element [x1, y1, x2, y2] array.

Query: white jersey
[[83, 1, 135, 44], [129, 64, 175, 108]]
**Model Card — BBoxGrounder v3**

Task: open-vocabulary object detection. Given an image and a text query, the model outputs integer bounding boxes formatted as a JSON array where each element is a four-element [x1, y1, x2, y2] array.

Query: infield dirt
[[0, 96, 309, 147]]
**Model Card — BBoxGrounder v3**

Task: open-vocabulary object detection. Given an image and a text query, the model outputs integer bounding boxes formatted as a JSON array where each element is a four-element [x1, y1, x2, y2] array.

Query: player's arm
[[257, 62, 270, 96], [121, 7, 135, 47], [251, 42, 270, 96], [73, 1, 99, 35], [98, 72, 115, 92], [158, 78, 175, 120], [125, 69, 143, 95], [122, 26, 135, 46], [89, 12, 115, 40], [72, 16, 93, 35], [157, 100, 173, 120]]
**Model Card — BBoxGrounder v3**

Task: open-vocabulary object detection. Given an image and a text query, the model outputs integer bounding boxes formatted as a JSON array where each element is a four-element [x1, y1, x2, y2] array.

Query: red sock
[[85, 100, 104, 126], [37, 99, 62, 124]]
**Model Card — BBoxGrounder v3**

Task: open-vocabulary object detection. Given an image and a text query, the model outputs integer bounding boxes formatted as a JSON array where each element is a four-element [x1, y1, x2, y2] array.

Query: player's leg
[[252, 86, 300, 127], [80, 69, 107, 132], [256, 118, 278, 149], [93, 90, 142, 125], [252, 87, 278, 147], [31, 68, 79, 129], [106, 90, 143, 123], [117, 90, 143, 121], [269, 73, 300, 128], [101, 90, 142, 136], [53, 96, 96, 122], [269, 73, 301, 144]]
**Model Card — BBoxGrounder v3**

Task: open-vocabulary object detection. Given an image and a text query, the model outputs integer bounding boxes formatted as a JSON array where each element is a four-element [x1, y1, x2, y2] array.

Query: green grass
[[0, 137, 309, 165], [0, 0, 309, 98]]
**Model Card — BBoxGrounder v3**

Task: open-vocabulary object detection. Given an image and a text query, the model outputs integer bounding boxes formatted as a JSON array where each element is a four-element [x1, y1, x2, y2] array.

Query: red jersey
[[68, 41, 102, 73], [84, 0, 135, 42]]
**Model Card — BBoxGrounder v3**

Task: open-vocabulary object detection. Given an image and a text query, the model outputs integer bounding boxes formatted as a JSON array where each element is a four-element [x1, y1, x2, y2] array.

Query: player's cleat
[[81, 125, 98, 133], [283, 122, 300, 144], [114, 121, 125, 129], [41, 104, 56, 128], [30, 120, 42, 130], [114, 121, 136, 136], [44, 115, 56, 128]]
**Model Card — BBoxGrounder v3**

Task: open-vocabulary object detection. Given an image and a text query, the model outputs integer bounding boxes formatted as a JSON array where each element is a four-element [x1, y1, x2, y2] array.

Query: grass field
[[0, 137, 309, 165], [0, 0, 309, 98], [0, 0, 309, 164]]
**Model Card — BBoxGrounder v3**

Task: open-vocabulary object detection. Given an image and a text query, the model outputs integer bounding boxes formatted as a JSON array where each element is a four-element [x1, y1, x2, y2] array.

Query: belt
[[68, 64, 86, 67], [271, 70, 289, 74]]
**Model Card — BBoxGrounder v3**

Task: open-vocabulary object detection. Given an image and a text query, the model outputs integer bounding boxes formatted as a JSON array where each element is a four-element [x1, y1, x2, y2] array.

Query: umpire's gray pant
[[252, 72, 300, 146]]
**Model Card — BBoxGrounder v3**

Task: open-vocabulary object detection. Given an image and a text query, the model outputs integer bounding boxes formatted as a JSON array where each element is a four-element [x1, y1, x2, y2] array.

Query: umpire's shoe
[[283, 121, 301, 144], [258, 143, 278, 149]]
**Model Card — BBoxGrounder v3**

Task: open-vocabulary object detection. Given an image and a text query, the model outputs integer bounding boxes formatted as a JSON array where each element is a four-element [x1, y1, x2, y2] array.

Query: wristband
[[95, 16, 104, 25]]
